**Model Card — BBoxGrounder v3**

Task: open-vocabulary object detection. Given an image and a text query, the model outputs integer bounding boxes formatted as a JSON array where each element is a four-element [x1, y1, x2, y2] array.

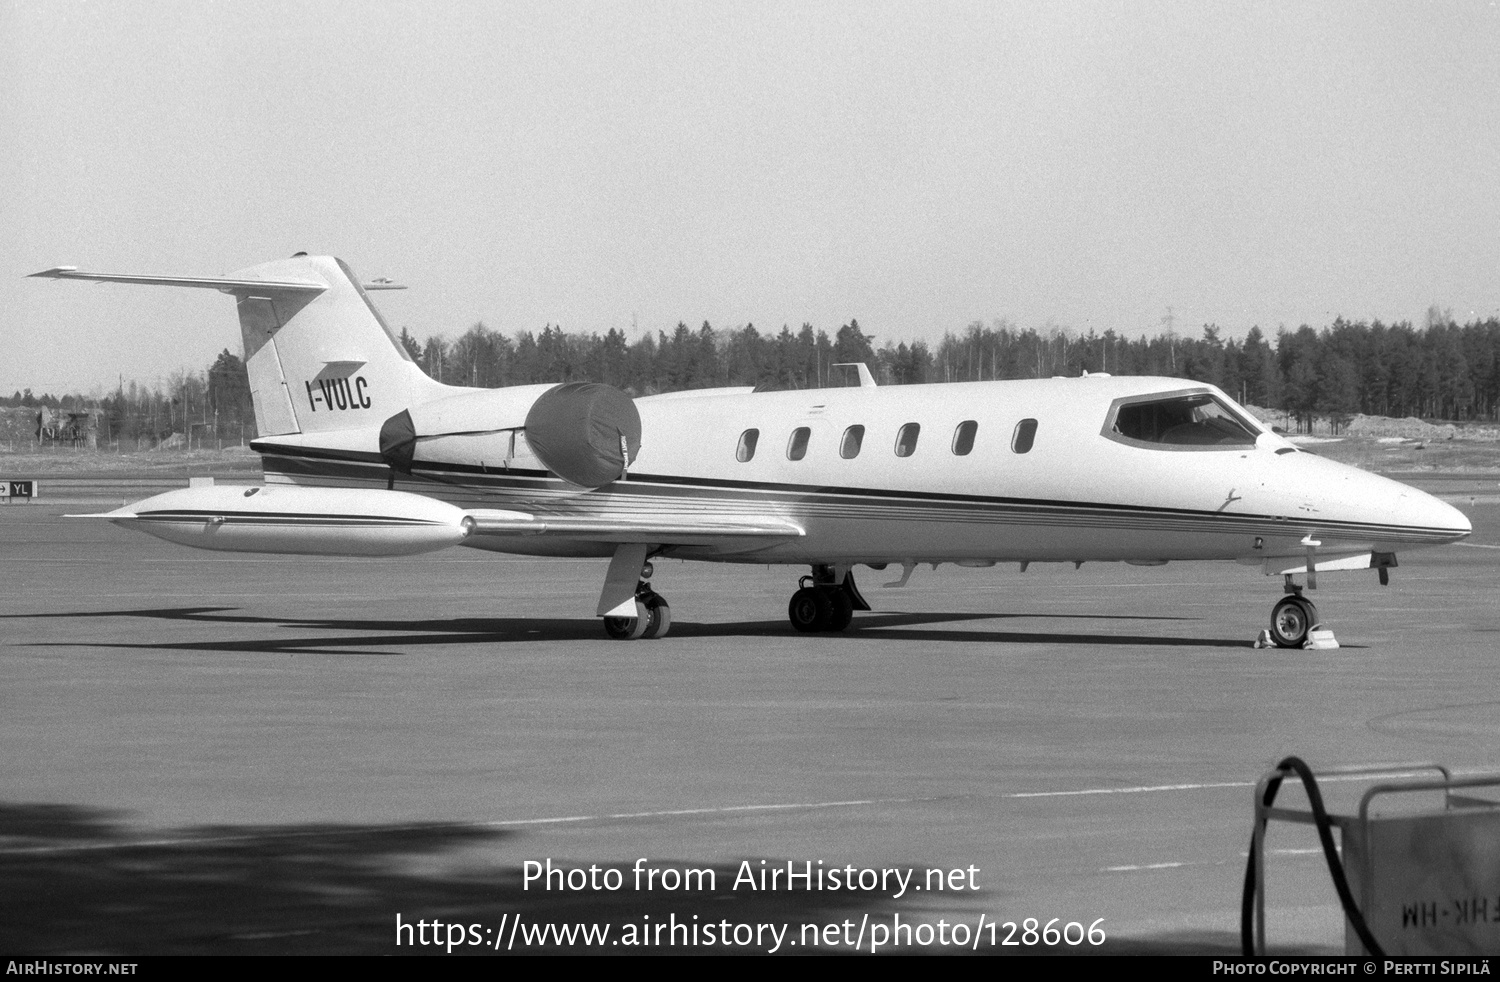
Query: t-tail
[[30, 254, 447, 436]]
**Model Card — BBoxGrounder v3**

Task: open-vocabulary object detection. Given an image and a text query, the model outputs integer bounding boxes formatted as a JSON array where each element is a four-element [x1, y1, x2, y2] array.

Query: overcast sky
[[4, 0, 1499, 395]]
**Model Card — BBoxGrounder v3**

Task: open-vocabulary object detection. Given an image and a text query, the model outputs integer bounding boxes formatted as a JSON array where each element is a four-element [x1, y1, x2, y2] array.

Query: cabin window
[[736, 429, 759, 462], [787, 426, 811, 461], [1011, 418, 1038, 454], [840, 425, 864, 459], [1108, 393, 1258, 449], [894, 423, 920, 458], [952, 420, 978, 455]]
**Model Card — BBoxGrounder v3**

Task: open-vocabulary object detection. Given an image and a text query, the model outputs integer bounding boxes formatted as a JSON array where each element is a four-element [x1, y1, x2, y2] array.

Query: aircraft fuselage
[[253, 374, 1469, 573]]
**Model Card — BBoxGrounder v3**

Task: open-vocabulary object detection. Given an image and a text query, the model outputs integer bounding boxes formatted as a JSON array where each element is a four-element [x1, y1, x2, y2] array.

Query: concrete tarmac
[[2, 495, 1498, 955]]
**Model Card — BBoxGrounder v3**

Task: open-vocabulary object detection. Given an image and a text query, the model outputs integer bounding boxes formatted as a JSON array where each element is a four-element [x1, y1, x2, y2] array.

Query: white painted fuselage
[[251, 374, 1469, 570]]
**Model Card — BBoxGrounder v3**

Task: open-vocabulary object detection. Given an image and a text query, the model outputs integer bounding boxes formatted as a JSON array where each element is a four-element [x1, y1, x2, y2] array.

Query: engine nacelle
[[523, 382, 641, 488], [378, 382, 641, 489]]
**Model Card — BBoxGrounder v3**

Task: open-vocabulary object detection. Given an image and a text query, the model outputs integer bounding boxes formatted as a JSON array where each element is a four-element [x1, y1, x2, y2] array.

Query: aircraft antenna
[[1161, 306, 1177, 371]]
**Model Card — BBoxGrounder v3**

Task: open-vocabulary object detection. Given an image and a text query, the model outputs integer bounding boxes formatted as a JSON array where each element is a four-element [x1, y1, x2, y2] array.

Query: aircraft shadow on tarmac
[[0, 801, 1303, 955], [10, 606, 1260, 654]]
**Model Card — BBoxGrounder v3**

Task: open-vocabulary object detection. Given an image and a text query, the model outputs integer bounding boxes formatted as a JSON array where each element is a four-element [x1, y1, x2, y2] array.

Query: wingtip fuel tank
[[93, 485, 473, 557]]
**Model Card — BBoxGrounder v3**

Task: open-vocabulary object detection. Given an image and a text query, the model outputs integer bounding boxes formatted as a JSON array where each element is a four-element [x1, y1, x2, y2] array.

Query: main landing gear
[[603, 562, 672, 640], [1269, 588, 1319, 648], [787, 565, 869, 633]]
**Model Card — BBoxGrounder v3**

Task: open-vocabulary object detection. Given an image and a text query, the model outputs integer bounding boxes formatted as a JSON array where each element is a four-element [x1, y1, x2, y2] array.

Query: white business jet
[[32, 255, 1471, 647]]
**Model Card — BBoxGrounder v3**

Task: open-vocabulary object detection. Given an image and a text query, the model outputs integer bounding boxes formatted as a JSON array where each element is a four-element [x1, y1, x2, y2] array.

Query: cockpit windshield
[[1108, 393, 1260, 449]]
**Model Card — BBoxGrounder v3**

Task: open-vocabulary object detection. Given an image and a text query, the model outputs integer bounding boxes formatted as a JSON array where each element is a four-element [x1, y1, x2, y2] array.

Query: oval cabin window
[[894, 423, 920, 458], [736, 429, 759, 462], [1011, 418, 1038, 454], [840, 425, 864, 459], [952, 420, 978, 455], [787, 427, 811, 461]]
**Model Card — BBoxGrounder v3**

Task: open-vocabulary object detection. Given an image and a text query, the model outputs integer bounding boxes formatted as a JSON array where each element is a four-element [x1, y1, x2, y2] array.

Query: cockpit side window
[[1105, 392, 1260, 450]]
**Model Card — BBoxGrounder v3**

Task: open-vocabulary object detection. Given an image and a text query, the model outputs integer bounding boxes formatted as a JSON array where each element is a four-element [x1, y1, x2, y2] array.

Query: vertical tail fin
[[230, 255, 444, 435], [32, 255, 447, 436]]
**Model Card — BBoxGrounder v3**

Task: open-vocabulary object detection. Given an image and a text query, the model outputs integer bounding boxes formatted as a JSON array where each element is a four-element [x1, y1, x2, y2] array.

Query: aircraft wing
[[463, 508, 805, 545]]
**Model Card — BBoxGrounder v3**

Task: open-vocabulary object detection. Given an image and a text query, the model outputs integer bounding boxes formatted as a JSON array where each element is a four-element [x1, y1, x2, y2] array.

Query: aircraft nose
[[1396, 486, 1471, 541]]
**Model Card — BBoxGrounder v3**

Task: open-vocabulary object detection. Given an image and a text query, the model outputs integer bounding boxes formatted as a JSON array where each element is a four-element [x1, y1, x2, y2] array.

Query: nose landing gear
[[1269, 576, 1319, 649]]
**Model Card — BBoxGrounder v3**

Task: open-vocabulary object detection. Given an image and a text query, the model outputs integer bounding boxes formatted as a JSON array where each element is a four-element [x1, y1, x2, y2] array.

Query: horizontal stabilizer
[[29, 267, 326, 295]]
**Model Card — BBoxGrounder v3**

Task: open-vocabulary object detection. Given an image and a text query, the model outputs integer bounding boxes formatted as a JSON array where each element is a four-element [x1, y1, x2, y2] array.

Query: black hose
[[1240, 755, 1385, 957]]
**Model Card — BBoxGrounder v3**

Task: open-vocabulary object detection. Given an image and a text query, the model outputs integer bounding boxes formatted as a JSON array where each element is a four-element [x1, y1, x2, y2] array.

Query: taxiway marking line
[[1103, 848, 1323, 874], [1006, 769, 1443, 800], [0, 772, 1446, 855], [1009, 781, 1249, 798]]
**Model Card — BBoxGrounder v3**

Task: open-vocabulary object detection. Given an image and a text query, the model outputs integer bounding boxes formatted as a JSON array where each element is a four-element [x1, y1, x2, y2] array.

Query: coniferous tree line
[[5, 308, 1498, 446], [397, 308, 1500, 431]]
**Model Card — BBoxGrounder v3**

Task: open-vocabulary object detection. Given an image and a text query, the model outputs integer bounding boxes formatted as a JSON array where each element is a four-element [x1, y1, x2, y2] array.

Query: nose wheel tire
[[1270, 595, 1318, 648]]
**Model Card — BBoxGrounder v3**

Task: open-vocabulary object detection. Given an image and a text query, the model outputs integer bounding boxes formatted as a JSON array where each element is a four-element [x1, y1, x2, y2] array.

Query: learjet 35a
[[31, 255, 1472, 646]]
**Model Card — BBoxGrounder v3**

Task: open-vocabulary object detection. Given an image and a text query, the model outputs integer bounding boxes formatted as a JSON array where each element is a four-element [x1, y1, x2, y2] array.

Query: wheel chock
[[1302, 627, 1339, 649], [1253, 630, 1274, 649]]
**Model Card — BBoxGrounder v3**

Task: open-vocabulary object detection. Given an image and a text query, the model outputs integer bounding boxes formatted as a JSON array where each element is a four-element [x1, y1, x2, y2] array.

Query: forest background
[[4, 307, 1499, 450]]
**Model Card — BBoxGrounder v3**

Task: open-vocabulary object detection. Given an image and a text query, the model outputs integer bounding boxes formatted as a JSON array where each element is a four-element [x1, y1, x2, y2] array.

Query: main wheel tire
[[1270, 595, 1317, 648], [824, 588, 854, 632], [789, 587, 832, 632], [603, 601, 650, 640], [641, 593, 671, 639]]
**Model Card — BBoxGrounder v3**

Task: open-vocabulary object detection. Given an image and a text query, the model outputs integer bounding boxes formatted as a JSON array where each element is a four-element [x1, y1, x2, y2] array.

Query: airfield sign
[[1, 479, 36, 502]]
